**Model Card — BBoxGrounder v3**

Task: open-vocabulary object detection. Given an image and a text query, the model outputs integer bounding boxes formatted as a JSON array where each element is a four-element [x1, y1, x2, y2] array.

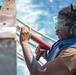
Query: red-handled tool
[[31, 34, 51, 60], [31, 34, 51, 50], [20, 27, 51, 60]]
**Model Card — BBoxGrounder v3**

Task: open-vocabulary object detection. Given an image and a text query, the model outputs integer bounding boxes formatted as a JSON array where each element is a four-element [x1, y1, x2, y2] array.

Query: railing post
[[0, 0, 16, 75]]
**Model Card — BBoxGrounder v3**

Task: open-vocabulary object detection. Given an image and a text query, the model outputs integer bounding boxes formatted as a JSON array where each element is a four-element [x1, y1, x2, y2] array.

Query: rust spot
[[7, 8, 9, 10], [3, 23, 6, 25]]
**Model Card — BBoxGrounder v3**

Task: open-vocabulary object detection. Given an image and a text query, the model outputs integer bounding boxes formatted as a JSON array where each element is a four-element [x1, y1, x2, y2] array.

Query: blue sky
[[0, 0, 76, 75]]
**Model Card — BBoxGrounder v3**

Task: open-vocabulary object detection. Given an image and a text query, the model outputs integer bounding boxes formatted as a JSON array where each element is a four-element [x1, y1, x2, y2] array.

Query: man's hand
[[20, 27, 32, 45], [35, 45, 47, 60]]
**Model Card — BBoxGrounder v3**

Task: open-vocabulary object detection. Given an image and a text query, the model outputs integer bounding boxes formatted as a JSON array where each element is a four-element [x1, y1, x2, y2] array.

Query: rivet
[[3, 23, 6, 25], [7, 8, 9, 10]]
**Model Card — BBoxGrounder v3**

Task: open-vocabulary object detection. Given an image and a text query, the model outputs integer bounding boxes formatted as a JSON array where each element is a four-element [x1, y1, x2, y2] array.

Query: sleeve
[[58, 48, 76, 71]]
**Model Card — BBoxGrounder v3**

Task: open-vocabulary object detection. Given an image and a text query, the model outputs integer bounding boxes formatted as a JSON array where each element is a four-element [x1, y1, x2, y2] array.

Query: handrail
[[16, 18, 57, 42]]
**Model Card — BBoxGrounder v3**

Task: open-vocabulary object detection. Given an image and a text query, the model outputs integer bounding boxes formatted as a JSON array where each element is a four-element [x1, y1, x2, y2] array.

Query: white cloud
[[16, 0, 32, 12], [17, 1, 43, 24], [49, 0, 53, 2], [39, 28, 46, 35], [19, 10, 42, 25], [59, 5, 63, 9], [17, 0, 32, 3], [33, 28, 46, 40], [17, 62, 25, 67], [17, 62, 30, 75]]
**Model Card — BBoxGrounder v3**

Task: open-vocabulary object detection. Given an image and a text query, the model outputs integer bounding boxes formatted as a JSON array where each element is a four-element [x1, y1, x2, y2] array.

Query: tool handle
[[36, 52, 44, 60], [31, 34, 51, 50], [31, 34, 51, 61]]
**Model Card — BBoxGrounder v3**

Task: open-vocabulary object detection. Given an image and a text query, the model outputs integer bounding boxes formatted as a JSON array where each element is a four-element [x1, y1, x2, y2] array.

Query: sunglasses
[[53, 16, 68, 30]]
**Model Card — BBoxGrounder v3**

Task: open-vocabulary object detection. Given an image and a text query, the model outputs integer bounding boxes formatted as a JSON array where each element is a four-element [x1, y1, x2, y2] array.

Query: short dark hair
[[59, 3, 76, 21]]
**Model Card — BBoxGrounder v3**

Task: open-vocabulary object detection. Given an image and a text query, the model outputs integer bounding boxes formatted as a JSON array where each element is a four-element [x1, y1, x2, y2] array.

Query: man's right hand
[[20, 27, 32, 45], [35, 45, 47, 60]]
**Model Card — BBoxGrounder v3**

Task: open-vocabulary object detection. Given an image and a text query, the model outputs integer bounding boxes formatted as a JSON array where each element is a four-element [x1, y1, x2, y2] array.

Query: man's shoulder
[[58, 48, 76, 71], [59, 47, 76, 57]]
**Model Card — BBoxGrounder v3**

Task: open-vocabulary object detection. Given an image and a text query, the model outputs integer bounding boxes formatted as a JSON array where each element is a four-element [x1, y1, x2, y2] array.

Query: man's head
[[59, 3, 76, 22], [55, 3, 76, 40]]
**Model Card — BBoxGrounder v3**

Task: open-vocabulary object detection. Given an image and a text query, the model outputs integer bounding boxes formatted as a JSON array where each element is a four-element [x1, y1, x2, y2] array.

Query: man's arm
[[21, 43, 70, 75], [21, 42, 42, 75], [20, 28, 70, 75]]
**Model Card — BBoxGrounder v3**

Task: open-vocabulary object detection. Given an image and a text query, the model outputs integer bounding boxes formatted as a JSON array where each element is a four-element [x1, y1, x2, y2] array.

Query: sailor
[[20, 3, 76, 75]]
